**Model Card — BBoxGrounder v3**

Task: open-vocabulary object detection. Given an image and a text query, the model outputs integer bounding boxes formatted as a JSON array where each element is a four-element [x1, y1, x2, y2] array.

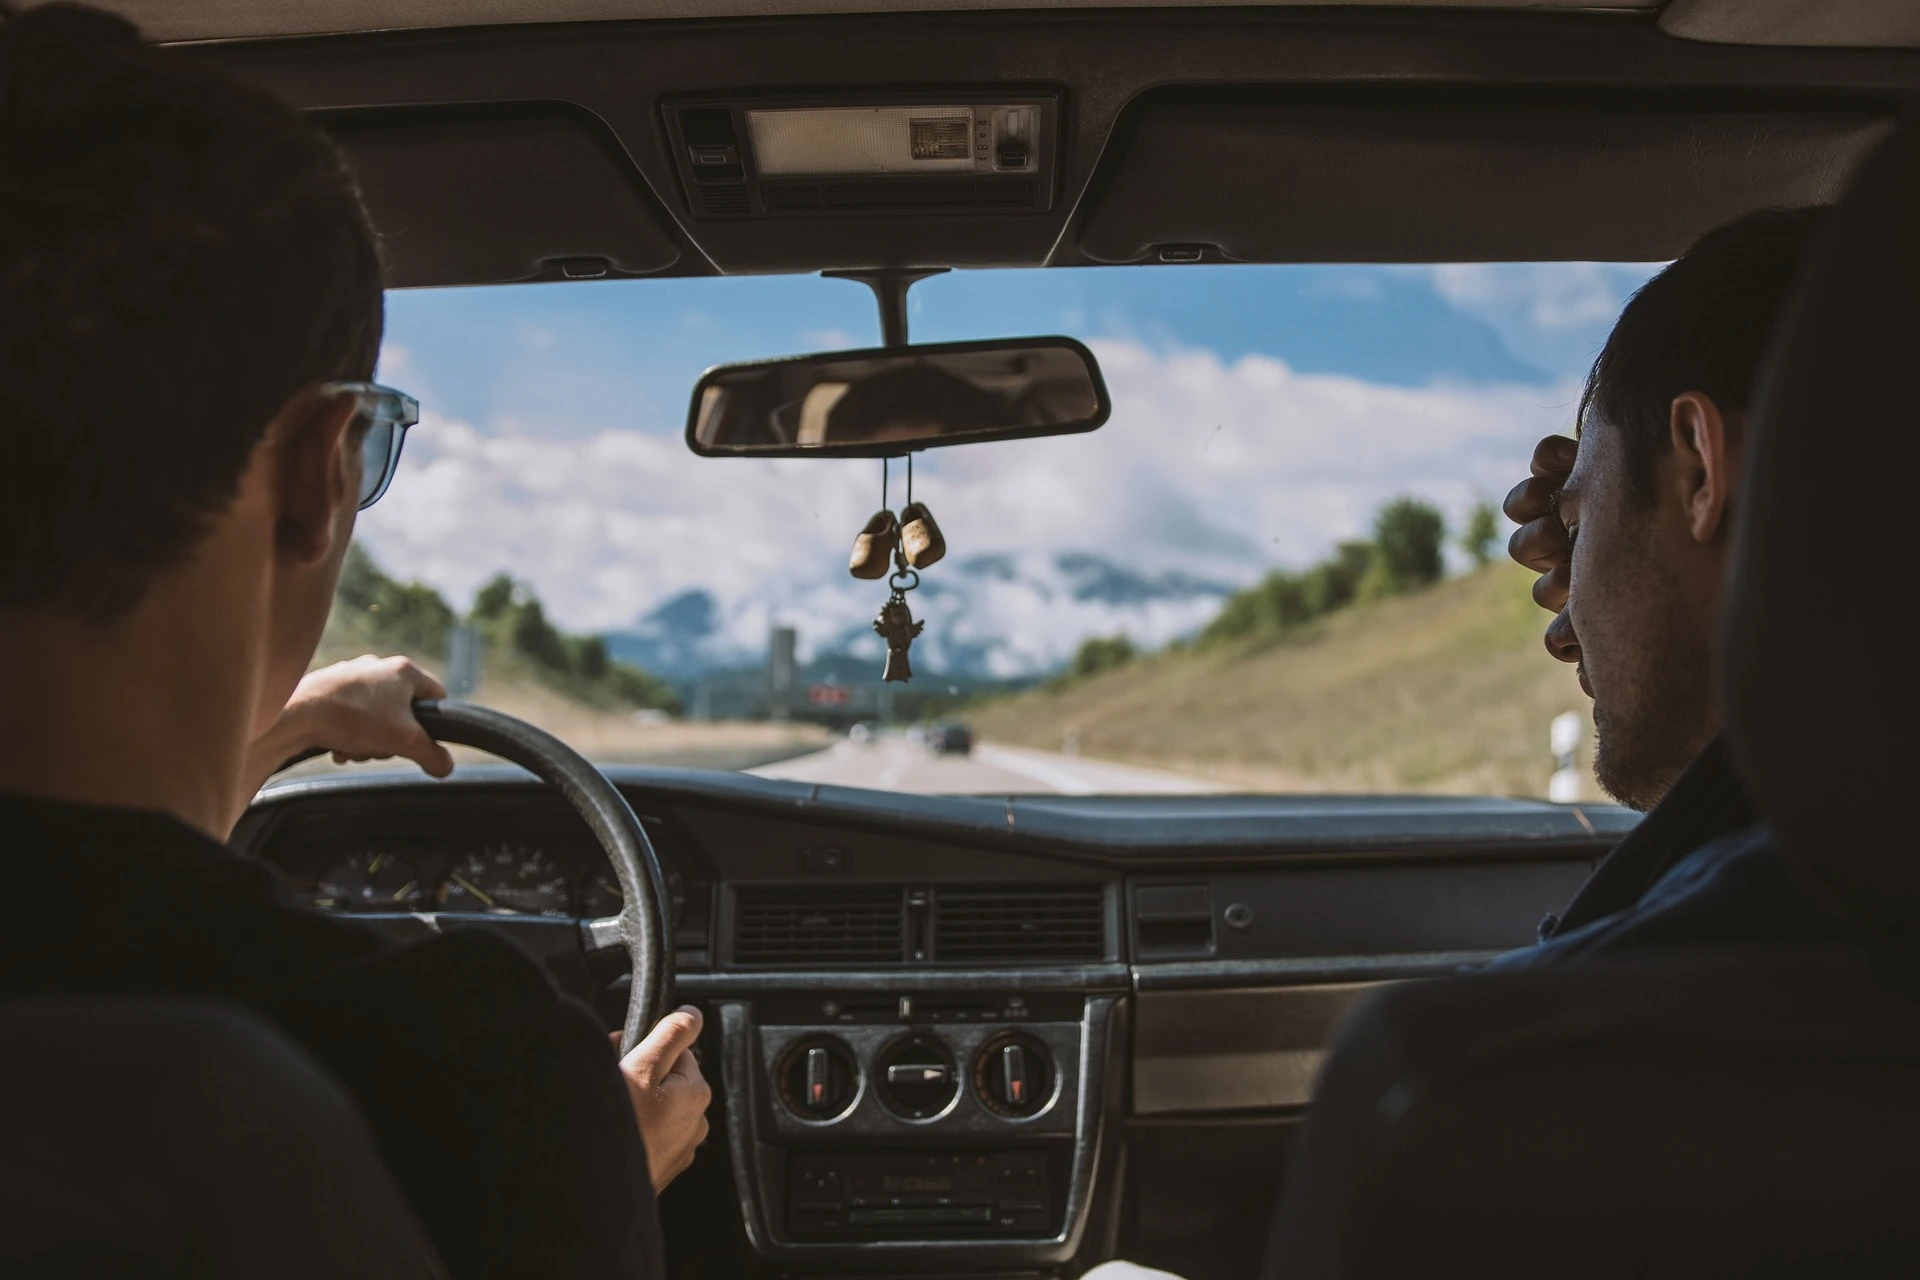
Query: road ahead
[[749, 732, 1222, 795]]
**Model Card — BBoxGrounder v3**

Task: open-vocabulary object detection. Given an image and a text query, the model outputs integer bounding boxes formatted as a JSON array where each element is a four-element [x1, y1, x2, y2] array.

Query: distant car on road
[[927, 720, 974, 756]]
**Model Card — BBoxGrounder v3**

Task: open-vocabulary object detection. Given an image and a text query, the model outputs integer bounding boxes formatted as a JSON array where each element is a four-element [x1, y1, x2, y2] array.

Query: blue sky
[[360, 259, 1658, 661]]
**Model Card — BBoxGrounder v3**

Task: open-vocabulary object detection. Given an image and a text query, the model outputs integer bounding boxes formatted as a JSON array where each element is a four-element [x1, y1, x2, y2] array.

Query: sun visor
[[327, 108, 681, 288], [1078, 94, 1895, 264]]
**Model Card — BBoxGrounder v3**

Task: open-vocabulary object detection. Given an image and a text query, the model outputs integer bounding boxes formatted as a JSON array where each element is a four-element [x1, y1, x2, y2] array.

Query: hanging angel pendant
[[873, 589, 925, 683]]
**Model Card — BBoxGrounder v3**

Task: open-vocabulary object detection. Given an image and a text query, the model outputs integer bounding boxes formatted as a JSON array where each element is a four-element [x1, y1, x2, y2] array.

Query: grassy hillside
[[970, 560, 1596, 799]]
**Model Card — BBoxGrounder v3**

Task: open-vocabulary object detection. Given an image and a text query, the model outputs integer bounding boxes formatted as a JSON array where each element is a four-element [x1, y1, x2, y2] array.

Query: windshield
[[328, 262, 1658, 798]]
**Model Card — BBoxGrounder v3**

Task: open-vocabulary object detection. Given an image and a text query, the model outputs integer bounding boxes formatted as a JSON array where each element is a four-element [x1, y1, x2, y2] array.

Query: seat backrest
[[0, 997, 446, 1280], [1720, 107, 1920, 970], [1263, 953, 1920, 1279]]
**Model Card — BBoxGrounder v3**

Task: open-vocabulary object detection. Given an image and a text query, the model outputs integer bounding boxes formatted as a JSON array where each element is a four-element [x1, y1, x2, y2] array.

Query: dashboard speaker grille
[[933, 886, 1106, 961], [734, 887, 902, 963]]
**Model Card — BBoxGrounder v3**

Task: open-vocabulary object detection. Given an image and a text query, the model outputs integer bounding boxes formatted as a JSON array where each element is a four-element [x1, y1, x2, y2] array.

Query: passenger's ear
[[1668, 391, 1739, 544], [272, 388, 362, 565]]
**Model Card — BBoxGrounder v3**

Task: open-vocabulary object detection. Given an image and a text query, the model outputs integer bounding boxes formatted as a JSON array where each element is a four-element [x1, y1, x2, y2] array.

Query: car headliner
[[63, 1, 1920, 288], [36, 0, 1920, 48]]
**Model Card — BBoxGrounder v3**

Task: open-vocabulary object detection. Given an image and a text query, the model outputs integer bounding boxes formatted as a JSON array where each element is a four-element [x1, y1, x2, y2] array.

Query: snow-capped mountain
[[605, 550, 1237, 682]]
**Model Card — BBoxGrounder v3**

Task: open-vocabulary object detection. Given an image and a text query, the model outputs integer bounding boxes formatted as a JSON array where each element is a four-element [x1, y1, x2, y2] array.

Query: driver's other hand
[[1504, 434, 1576, 614], [291, 654, 455, 777], [615, 1006, 712, 1192]]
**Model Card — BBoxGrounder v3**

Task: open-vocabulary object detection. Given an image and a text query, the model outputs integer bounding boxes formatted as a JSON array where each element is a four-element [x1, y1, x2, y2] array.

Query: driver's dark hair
[[1580, 206, 1827, 506], [0, 3, 383, 623]]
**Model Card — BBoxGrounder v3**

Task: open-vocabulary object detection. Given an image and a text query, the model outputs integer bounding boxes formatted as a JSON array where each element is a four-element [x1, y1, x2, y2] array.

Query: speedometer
[[314, 850, 424, 912], [437, 844, 570, 917]]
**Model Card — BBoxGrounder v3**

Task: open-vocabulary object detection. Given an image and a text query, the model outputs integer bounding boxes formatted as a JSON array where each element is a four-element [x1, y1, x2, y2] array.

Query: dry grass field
[[969, 561, 1597, 799]]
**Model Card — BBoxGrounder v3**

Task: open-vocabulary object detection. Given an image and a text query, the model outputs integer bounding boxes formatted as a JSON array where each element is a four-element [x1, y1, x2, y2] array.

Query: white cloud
[[801, 328, 856, 350], [353, 340, 1579, 669], [1429, 262, 1632, 334], [375, 342, 410, 376]]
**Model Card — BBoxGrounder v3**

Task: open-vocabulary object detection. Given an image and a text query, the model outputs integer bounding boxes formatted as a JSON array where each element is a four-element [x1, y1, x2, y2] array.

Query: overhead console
[[1077, 88, 1896, 264], [663, 94, 1058, 221]]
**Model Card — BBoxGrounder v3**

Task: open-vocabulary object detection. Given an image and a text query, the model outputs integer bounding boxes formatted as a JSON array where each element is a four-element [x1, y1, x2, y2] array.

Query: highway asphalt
[[749, 731, 1222, 795]]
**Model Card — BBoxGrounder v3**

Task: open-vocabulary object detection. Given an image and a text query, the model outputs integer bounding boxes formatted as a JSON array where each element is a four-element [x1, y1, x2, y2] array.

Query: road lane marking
[[972, 745, 1098, 794]]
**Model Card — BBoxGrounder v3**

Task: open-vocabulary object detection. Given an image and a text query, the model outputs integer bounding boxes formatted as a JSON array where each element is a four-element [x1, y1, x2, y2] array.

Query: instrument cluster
[[259, 798, 702, 932], [306, 842, 632, 918]]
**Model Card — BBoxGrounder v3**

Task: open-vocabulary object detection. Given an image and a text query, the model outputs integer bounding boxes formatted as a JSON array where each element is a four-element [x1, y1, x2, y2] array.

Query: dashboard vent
[[933, 886, 1107, 962], [734, 887, 902, 964]]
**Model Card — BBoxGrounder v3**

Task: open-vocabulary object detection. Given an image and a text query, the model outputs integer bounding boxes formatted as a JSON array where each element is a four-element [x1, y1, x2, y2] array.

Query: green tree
[[333, 543, 455, 657], [503, 596, 569, 670], [470, 573, 517, 622], [567, 634, 610, 680], [1302, 541, 1375, 615], [1069, 633, 1136, 679], [1461, 500, 1500, 567], [607, 662, 681, 713], [1368, 496, 1446, 594]]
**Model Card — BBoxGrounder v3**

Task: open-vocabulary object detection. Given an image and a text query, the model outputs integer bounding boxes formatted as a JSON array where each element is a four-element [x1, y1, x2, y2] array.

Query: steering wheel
[[318, 699, 672, 1054]]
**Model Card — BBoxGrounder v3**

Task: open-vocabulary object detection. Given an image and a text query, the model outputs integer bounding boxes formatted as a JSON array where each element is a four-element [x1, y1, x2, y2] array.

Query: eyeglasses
[[324, 381, 420, 510]]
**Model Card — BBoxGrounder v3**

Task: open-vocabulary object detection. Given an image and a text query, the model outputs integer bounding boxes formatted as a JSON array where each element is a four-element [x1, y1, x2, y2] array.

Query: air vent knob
[[975, 1031, 1053, 1118], [874, 1033, 959, 1119], [777, 1037, 857, 1121]]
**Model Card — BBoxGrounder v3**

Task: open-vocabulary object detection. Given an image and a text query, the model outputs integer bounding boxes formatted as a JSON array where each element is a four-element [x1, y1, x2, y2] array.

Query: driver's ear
[[1669, 391, 1739, 544], [272, 388, 362, 565]]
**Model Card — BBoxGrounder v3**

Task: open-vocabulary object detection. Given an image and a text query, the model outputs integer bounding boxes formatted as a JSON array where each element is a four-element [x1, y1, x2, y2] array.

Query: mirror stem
[[823, 267, 951, 348]]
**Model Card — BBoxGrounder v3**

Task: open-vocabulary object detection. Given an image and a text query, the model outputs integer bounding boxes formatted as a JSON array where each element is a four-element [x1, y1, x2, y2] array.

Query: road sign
[[809, 683, 852, 706]]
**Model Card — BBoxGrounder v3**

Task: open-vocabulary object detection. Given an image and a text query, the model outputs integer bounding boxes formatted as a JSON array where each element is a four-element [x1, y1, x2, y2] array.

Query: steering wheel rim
[[402, 699, 670, 1053]]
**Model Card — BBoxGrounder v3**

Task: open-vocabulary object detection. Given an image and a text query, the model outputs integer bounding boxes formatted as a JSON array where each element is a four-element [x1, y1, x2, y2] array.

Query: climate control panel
[[722, 993, 1119, 1259], [757, 1007, 1080, 1139]]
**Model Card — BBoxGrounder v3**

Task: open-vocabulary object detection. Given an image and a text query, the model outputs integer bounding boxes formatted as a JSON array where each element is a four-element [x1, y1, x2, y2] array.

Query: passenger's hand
[[615, 1006, 712, 1192], [1504, 434, 1577, 613]]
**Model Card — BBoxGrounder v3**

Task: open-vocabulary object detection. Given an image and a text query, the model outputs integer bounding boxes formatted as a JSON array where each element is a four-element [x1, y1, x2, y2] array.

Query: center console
[[713, 982, 1123, 1272]]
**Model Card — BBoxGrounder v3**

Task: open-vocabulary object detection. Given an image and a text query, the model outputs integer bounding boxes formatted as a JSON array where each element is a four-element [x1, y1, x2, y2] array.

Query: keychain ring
[[888, 568, 921, 592]]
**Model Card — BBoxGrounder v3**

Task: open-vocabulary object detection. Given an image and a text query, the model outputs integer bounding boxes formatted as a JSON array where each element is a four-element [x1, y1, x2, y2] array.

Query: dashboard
[[236, 764, 1634, 1277]]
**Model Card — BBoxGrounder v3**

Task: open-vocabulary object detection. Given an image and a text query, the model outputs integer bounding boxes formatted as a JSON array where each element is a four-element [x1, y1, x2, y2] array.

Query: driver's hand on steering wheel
[[240, 656, 455, 822], [1504, 434, 1576, 614], [614, 1006, 712, 1192]]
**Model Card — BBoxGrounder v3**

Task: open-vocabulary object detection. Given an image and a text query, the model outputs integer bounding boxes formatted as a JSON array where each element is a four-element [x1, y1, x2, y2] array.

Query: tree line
[[333, 545, 679, 713], [1061, 495, 1501, 680]]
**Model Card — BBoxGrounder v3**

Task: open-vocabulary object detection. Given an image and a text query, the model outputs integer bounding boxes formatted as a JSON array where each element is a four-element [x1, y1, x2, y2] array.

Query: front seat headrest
[[1722, 113, 1920, 949]]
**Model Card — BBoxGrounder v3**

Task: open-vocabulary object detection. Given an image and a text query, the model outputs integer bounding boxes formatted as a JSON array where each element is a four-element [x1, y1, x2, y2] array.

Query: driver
[[0, 7, 707, 1278]]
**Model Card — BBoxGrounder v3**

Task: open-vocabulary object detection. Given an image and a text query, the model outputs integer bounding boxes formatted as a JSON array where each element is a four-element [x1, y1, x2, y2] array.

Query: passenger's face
[[1548, 421, 1720, 810]]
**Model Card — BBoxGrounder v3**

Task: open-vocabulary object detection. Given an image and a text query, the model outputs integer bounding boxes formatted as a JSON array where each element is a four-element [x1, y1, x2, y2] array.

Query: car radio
[[786, 1149, 1053, 1237]]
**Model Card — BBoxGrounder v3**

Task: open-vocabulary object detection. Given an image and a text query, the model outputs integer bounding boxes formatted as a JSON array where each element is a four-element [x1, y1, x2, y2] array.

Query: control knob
[[974, 1030, 1053, 1118], [873, 1033, 959, 1119], [777, 1037, 857, 1121]]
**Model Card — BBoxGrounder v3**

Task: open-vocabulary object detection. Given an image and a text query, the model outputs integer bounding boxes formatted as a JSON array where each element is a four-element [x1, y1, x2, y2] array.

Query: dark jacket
[[0, 791, 664, 1280], [1489, 735, 1849, 969]]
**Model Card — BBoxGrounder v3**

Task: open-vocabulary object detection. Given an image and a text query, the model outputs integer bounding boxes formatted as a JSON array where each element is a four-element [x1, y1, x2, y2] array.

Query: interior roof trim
[[33, 0, 1658, 46], [1663, 0, 1920, 49]]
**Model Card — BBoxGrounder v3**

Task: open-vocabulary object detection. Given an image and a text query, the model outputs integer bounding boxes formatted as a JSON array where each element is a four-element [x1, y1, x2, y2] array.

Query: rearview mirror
[[686, 337, 1110, 458]]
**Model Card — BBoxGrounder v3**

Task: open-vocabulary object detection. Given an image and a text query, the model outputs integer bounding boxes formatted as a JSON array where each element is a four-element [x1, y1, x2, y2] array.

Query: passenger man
[[0, 6, 706, 1276], [1080, 204, 1855, 1280], [1494, 206, 1847, 963]]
